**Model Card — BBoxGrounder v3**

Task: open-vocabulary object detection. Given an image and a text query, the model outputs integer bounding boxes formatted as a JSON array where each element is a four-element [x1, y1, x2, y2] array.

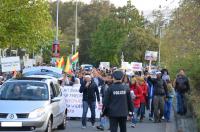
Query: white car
[[0, 77, 67, 132]]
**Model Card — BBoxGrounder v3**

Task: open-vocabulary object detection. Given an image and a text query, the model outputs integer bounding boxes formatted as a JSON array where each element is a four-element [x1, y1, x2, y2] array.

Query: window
[[50, 82, 56, 98], [54, 84, 61, 97], [0, 82, 48, 100]]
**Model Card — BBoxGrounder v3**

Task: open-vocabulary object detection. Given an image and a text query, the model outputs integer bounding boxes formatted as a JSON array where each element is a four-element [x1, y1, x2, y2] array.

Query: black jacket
[[79, 80, 100, 102], [175, 75, 190, 93], [148, 77, 167, 96], [103, 82, 133, 117]]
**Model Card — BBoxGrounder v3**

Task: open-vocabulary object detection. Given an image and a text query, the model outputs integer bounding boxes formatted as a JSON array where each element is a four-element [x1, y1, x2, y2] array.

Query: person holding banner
[[79, 75, 100, 129]]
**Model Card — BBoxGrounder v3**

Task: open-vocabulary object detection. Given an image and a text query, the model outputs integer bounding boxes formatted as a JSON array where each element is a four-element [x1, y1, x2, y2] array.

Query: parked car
[[81, 64, 93, 71], [0, 77, 67, 132]]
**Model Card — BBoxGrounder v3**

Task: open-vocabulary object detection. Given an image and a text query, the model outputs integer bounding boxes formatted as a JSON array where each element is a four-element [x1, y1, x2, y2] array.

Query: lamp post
[[74, 0, 78, 54], [158, 27, 161, 67], [52, 0, 60, 58]]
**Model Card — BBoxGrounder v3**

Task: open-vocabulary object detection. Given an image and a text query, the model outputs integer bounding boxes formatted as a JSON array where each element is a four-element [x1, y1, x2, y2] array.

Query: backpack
[[176, 76, 188, 93]]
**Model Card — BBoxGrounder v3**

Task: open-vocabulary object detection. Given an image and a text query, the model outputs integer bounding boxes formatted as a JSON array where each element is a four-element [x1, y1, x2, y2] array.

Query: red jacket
[[130, 83, 143, 108], [140, 82, 148, 104]]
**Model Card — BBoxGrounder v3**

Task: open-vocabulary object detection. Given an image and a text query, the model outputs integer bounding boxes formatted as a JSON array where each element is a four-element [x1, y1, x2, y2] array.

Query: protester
[[161, 69, 170, 83], [174, 69, 190, 115], [130, 77, 143, 128], [103, 70, 133, 132], [79, 75, 100, 128], [122, 74, 130, 87], [144, 72, 154, 121], [164, 80, 175, 122], [148, 71, 168, 123], [139, 77, 148, 122], [96, 74, 113, 131]]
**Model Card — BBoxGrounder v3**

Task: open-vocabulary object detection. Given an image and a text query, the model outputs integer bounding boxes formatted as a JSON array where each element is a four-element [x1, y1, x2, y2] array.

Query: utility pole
[[74, 0, 78, 54], [52, 0, 60, 58], [159, 27, 162, 67], [56, 0, 59, 41]]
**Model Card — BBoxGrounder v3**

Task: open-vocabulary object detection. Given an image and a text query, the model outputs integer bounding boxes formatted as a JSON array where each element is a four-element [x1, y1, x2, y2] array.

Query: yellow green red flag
[[64, 56, 72, 74], [71, 52, 79, 64], [57, 56, 64, 69]]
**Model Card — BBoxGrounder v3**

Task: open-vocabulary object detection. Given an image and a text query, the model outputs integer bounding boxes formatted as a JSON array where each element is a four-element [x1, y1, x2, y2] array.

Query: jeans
[[149, 98, 154, 118], [109, 117, 127, 132], [82, 101, 96, 126], [140, 103, 146, 119], [131, 107, 139, 124], [99, 116, 109, 129], [164, 98, 173, 121], [176, 92, 187, 115]]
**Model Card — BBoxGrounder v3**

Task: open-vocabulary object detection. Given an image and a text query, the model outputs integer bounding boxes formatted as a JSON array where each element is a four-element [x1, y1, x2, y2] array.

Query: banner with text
[[0, 56, 21, 72], [131, 62, 143, 71], [62, 84, 102, 118]]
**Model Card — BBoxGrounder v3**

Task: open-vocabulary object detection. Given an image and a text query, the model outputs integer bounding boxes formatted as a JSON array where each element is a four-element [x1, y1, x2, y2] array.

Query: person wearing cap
[[103, 70, 133, 132], [79, 74, 100, 129], [148, 71, 167, 123]]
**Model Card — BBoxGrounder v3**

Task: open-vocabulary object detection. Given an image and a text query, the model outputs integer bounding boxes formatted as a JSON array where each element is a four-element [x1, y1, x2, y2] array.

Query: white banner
[[145, 51, 158, 61], [24, 59, 34, 68], [99, 62, 110, 70], [1, 56, 21, 72], [62, 84, 102, 118], [121, 62, 131, 70], [131, 62, 143, 71]]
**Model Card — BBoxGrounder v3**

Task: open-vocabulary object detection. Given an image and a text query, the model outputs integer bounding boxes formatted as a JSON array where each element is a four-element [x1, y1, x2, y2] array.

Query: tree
[[122, 27, 158, 63], [0, 0, 54, 54], [91, 17, 126, 66]]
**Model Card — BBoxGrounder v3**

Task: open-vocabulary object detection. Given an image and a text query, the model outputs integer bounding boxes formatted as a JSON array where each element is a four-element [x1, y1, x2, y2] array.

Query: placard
[[1, 57, 21, 72], [131, 62, 143, 71], [99, 62, 110, 70], [145, 51, 158, 61], [62, 85, 102, 118]]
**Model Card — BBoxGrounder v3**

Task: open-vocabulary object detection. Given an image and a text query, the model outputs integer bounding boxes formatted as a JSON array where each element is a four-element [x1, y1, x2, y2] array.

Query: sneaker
[[131, 124, 136, 128], [82, 126, 86, 129], [92, 124, 95, 128], [149, 117, 153, 121], [96, 125, 104, 131]]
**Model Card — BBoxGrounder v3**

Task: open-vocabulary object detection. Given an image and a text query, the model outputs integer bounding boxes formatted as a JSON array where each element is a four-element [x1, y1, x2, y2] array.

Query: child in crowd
[[164, 79, 175, 122]]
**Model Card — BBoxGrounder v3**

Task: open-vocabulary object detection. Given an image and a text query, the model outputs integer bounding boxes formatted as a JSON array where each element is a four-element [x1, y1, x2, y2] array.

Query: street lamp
[[52, 0, 60, 58], [74, 0, 79, 54]]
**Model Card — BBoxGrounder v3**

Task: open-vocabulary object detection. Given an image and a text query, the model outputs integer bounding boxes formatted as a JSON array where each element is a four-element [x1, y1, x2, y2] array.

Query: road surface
[[55, 112, 176, 132]]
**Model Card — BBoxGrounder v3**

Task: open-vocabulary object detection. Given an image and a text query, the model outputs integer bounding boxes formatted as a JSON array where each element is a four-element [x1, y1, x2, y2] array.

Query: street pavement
[[55, 111, 176, 132]]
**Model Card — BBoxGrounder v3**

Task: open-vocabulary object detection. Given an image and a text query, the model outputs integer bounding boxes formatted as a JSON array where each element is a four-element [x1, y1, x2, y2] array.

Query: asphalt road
[[55, 114, 176, 132]]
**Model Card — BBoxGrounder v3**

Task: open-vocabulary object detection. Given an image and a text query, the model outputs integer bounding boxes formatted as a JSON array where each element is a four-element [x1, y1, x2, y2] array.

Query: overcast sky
[[57, 0, 180, 17]]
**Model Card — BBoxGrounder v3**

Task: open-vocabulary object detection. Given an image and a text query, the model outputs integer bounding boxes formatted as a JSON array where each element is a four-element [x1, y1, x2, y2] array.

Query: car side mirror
[[51, 97, 61, 103]]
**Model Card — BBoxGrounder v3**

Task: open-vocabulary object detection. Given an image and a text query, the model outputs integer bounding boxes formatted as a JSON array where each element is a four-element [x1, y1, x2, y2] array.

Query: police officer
[[103, 70, 133, 132]]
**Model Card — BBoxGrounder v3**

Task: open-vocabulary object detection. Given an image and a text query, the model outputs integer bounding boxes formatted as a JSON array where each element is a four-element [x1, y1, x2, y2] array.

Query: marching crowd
[[0, 66, 190, 132], [76, 68, 190, 132]]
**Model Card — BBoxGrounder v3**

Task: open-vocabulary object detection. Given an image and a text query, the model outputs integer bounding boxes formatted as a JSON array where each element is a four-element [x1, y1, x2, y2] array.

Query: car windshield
[[23, 71, 62, 79], [0, 81, 49, 100]]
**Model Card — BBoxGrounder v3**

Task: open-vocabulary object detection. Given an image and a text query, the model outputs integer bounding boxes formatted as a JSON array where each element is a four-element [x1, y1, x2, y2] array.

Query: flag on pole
[[57, 56, 65, 69], [71, 52, 79, 64], [64, 56, 73, 74]]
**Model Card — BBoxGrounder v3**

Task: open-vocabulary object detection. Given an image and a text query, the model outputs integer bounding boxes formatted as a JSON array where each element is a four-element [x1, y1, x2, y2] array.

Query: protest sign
[[99, 62, 110, 70], [1, 56, 21, 72], [62, 85, 102, 118], [131, 62, 143, 71], [145, 51, 158, 61]]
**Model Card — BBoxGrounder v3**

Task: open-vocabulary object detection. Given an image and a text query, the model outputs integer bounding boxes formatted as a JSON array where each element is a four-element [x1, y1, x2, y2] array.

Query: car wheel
[[58, 113, 67, 130], [46, 118, 52, 132]]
